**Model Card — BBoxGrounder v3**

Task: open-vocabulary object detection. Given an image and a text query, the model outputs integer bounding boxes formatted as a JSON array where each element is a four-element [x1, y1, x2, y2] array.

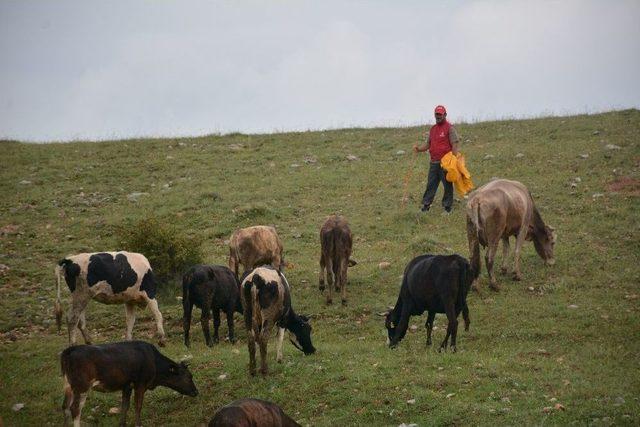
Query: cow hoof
[[489, 284, 500, 292], [229, 337, 237, 344], [426, 340, 432, 346], [260, 369, 268, 376], [326, 299, 333, 305], [341, 299, 347, 306], [438, 346, 446, 353], [335, 286, 340, 292], [451, 346, 457, 353], [512, 273, 522, 281], [500, 267, 508, 275], [184, 341, 190, 348], [213, 337, 220, 344], [318, 284, 325, 292]]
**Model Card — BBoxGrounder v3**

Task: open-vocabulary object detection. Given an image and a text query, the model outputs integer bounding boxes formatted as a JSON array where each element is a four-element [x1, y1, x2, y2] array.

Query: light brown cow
[[466, 179, 556, 290], [319, 215, 356, 305], [228, 226, 284, 279]]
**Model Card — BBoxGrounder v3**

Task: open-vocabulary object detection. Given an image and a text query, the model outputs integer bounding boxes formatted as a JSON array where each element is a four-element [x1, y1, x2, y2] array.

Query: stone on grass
[[127, 192, 149, 202], [12, 403, 25, 412], [346, 155, 359, 161], [378, 262, 391, 270], [605, 144, 621, 150]]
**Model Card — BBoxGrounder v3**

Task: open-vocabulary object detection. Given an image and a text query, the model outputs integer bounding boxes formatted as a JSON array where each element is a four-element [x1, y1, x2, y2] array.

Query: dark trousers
[[422, 161, 453, 210]]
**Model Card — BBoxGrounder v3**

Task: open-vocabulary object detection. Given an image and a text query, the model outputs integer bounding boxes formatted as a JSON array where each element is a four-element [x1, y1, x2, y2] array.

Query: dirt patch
[[607, 176, 640, 196]]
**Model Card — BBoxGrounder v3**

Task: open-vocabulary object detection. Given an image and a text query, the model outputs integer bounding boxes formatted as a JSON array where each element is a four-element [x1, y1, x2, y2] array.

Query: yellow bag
[[440, 152, 474, 196]]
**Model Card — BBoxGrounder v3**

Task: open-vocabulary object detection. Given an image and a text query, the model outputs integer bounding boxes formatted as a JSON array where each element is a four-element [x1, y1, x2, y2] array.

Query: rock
[[409, 325, 418, 332], [290, 164, 300, 168], [396, 150, 406, 155], [542, 406, 552, 413], [178, 142, 187, 147], [614, 396, 625, 406], [515, 153, 525, 158], [292, 233, 302, 239], [378, 262, 391, 270], [228, 144, 243, 151], [568, 304, 579, 309], [579, 153, 589, 159], [126, 192, 149, 202], [554, 403, 565, 411], [18, 180, 32, 185], [592, 193, 604, 199], [406, 399, 416, 404], [592, 130, 600, 135], [303, 156, 317, 164], [483, 154, 494, 160], [605, 144, 621, 150], [12, 403, 25, 412], [166, 155, 174, 160], [218, 374, 227, 380], [231, 349, 240, 355], [398, 424, 418, 427], [163, 183, 170, 189], [527, 286, 535, 291], [346, 155, 359, 161], [446, 393, 456, 399], [570, 182, 578, 189], [109, 407, 120, 414]]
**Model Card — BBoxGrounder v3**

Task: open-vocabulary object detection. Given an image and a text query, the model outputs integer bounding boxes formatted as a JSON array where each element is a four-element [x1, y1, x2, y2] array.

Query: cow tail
[[458, 259, 471, 308], [467, 198, 482, 280], [54, 262, 65, 333], [242, 279, 255, 332]]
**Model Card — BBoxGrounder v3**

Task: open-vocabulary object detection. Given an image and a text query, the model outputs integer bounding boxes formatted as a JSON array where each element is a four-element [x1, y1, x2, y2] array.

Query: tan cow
[[466, 179, 556, 290], [319, 215, 356, 305], [228, 226, 284, 279]]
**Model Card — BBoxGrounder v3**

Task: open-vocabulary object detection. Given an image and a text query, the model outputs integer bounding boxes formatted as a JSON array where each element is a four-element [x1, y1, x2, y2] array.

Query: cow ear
[[299, 314, 309, 322]]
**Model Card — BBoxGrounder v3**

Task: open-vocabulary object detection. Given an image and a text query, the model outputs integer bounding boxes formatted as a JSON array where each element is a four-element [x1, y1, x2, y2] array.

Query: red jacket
[[428, 120, 454, 161]]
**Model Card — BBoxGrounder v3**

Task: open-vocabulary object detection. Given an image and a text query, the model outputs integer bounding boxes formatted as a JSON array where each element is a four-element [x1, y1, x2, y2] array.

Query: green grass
[[1, 110, 639, 426]]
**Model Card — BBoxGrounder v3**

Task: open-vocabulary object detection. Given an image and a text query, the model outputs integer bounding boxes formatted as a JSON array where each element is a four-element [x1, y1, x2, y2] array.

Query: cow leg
[[462, 304, 470, 331], [70, 391, 87, 427], [439, 301, 459, 352], [326, 259, 334, 305], [390, 301, 413, 348], [119, 385, 132, 427], [425, 311, 436, 346], [67, 295, 90, 345], [276, 327, 285, 363], [259, 322, 272, 375], [146, 298, 166, 346], [201, 304, 212, 347], [133, 386, 146, 427], [485, 240, 500, 291], [226, 306, 236, 343], [513, 226, 527, 281], [500, 236, 510, 274], [340, 258, 348, 305], [78, 311, 92, 345], [467, 218, 482, 291], [247, 329, 257, 376], [212, 307, 221, 344], [62, 377, 74, 426], [124, 303, 136, 341], [183, 301, 193, 347], [318, 253, 326, 291]]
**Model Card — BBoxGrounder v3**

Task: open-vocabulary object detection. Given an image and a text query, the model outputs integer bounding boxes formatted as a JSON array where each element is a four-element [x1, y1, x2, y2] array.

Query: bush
[[116, 216, 203, 286]]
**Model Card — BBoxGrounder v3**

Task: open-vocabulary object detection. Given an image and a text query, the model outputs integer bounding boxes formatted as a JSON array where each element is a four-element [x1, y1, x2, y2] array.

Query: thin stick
[[401, 149, 418, 210]]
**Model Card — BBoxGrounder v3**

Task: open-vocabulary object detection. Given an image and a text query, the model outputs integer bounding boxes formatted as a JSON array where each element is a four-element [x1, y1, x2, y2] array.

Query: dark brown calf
[[61, 341, 197, 427], [209, 398, 300, 427], [319, 215, 356, 305], [182, 264, 242, 347]]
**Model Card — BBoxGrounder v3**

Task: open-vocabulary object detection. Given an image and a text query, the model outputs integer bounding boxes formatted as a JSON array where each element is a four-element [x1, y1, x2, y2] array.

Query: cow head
[[288, 314, 316, 355], [385, 310, 400, 347], [162, 361, 198, 397], [527, 224, 556, 265]]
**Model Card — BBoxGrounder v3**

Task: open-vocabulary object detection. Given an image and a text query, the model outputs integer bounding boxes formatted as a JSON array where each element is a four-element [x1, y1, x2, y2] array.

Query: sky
[[1, 0, 639, 142]]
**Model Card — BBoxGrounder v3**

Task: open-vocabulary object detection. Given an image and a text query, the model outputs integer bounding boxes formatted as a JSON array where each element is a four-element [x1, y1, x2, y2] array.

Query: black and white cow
[[55, 251, 166, 346], [241, 266, 315, 376]]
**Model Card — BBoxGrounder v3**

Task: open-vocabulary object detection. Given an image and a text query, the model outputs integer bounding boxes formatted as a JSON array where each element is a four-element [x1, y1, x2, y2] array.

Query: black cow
[[55, 251, 166, 346], [241, 266, 315, 376], [182, 264, 242, 347], [61, 341, 197, 427], [209, 398, 301, 427], [385, 254, 476, 351]]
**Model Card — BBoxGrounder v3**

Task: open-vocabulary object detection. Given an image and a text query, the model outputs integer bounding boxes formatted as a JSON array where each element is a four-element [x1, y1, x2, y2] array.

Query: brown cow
[[318, 215, 356, 305], [229, 226, 284, 279], [466, 179, 556, 290], [209, 398, 301, 427]]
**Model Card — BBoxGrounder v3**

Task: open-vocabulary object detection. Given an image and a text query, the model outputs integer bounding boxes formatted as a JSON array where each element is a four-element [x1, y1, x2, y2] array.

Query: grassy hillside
[[1, 110, 639, 426]]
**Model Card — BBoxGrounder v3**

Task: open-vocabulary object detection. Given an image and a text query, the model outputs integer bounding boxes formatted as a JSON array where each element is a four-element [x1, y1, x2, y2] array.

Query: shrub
[[116, 216, 203, 286]]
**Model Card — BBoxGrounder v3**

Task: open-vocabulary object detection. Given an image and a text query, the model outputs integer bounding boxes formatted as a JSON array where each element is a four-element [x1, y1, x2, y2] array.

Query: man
[[413, 105, 459, 213]]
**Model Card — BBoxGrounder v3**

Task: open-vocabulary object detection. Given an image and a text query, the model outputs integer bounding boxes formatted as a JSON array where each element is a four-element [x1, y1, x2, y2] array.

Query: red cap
[[434, 105, 447, 114]]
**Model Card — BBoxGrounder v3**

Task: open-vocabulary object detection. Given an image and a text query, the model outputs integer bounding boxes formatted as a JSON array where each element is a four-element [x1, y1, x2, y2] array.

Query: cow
[[318, 215, 357, 305], [466, 179, 556, 290], [385, 254, 476, 351], [182, 264, 243, 347], [61, 341, 197, 427], [55, 251, 166, 346], [229, 226, 285, 280], [209, 398, 301, 427], [241, 266, 315, 376]]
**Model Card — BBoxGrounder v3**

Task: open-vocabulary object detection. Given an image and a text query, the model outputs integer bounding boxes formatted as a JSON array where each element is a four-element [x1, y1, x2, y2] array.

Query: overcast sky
[[1, 1, 639, 142]]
